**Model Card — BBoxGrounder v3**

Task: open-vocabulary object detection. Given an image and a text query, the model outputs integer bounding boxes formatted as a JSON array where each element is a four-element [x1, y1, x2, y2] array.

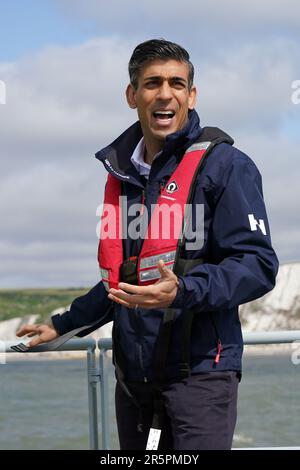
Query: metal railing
[[3, 338, 100, 450], [3, 330, 300, 450]]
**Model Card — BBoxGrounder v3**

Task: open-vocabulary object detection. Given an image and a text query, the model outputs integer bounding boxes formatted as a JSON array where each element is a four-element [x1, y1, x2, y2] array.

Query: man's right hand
[[16, 323, 59, 348]]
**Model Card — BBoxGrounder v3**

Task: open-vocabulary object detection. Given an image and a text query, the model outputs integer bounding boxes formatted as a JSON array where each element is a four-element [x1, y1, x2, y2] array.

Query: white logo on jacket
[[248, 214, 267, 235], [166, 180, 179, 194]]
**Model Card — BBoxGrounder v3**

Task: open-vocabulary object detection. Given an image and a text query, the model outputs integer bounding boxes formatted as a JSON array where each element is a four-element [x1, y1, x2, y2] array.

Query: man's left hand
[[108, 260, 179, 309]]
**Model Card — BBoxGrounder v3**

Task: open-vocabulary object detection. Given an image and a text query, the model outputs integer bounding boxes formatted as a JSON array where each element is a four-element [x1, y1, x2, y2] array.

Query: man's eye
[[145, 81, 159, 88], [172, 81, 186, 89]]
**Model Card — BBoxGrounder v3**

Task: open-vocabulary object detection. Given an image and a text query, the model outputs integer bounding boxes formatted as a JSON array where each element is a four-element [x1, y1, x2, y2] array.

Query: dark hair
[[128, 39, 194, 90]]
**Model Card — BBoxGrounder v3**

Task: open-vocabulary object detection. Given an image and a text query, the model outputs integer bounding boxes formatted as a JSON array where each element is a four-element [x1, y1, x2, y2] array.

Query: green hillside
[[0, 288, 89, 322]]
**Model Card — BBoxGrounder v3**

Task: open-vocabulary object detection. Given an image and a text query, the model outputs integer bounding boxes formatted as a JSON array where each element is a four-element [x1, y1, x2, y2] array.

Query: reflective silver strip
[[140, 251, 176, 270], [100, 267, 109, 280], [139, 263, 174, 282], [186, 141, 210, 152], [102, 280, 109, 291]]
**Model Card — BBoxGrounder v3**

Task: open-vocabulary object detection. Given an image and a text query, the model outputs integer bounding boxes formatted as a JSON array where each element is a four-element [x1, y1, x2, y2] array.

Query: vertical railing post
[[86, 345, 99, 450], [99, 344, 110, 450]]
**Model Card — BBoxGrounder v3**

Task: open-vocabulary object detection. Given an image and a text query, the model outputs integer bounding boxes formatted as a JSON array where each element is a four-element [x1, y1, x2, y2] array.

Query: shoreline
[[3, 343, 294, 363], [243, 343, 294, 355]]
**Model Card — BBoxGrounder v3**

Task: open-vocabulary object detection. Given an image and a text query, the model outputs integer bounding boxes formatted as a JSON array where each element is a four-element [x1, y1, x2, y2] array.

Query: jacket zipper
[[134, 305, 148, 381], [214, 339, 222, 364], [134, 179, 163, 382], [134, 181, 151, 382], [210, 316, 222, 364], [135, 179, 166, 381]]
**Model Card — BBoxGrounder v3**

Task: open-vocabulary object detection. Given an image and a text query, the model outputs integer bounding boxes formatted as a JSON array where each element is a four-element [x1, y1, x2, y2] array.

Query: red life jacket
[[98, 141, 211, 290]]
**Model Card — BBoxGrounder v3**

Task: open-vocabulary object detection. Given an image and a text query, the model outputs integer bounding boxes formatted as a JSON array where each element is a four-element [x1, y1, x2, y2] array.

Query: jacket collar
[[95, 109, 203, 186]]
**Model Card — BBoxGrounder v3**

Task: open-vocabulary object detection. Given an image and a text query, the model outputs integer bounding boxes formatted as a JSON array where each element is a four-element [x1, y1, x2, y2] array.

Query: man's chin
[[151, 128, 176, 141]]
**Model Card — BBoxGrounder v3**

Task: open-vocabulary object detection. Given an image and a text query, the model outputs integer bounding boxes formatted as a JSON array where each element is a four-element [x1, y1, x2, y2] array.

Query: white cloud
[[0, 37, 137, 287], [56, 0, 300, 43], [0, 38, 134, 162], [0, 29, 299, 287], [196, 41, 299, 132], [0, 239, 99, 288]]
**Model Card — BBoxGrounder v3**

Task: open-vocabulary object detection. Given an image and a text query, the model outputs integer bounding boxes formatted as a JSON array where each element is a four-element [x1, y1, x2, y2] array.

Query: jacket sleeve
[[51, 281, 113, 335], [171, 152, 279, 312]]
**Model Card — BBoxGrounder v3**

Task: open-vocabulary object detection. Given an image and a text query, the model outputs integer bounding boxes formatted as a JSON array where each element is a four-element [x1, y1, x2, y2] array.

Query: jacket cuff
[[169, 276, 185, 309], [51, 311, 74, 336]]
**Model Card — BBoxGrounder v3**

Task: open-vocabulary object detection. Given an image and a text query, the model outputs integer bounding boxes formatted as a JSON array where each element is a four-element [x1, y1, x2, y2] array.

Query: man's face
[[126, 59, 197, 145]]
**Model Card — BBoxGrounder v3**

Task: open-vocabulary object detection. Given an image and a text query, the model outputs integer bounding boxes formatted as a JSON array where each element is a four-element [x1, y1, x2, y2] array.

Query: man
[[17, 39, 279, 450]]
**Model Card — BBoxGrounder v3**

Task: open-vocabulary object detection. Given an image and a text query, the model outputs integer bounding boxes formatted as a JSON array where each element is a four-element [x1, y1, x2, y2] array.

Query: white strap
[[146, 427, 162, 450]]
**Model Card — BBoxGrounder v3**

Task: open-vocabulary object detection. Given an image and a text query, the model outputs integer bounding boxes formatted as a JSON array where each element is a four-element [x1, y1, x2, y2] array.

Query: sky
[[0, 0, 300, 288]]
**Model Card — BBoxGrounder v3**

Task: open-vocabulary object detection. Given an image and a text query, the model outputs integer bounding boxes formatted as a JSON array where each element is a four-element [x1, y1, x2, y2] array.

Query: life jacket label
[[146, 427, 161, 450], [166, 180, 179, 194]]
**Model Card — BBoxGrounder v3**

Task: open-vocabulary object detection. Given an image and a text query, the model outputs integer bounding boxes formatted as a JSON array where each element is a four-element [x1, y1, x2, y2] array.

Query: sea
[[0, 351, 299, 450]]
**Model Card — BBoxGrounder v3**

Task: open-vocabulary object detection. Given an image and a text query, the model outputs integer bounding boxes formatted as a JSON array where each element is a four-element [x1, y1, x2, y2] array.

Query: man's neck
[[143, 138, 164, 165]]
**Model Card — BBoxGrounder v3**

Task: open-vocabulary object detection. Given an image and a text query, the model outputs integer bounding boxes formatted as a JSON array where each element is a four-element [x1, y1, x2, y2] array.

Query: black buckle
[[120, 256, 138, 284]]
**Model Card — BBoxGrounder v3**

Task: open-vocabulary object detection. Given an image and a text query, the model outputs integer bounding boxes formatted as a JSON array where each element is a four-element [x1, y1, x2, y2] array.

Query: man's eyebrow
[[143, 75, 162, 81], [170, 76, 187, 83], [143, 75, 187, 83]]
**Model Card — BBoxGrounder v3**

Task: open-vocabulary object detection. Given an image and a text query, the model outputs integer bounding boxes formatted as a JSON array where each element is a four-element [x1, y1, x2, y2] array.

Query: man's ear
[[126, 84, 137, 109], [188, 85, 197, 110]]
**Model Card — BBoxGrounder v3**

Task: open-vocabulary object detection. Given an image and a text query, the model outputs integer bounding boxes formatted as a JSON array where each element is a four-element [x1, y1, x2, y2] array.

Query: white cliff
[[0, 314, 40, 341], [1, 262, 299, 343], [240, 262, 300, 331]]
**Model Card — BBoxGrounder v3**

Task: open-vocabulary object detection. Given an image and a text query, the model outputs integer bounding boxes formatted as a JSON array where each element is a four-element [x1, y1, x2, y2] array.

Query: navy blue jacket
[[52, 110, 279, 382]]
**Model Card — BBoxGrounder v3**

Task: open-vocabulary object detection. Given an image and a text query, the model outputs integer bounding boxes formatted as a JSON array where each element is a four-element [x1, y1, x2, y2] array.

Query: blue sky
[[0, 1, 96, 61], [0, 0, 300, 287]]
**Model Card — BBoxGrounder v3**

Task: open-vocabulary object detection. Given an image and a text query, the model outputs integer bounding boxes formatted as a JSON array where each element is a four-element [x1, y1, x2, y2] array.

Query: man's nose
[[156, 82, 173, 100]]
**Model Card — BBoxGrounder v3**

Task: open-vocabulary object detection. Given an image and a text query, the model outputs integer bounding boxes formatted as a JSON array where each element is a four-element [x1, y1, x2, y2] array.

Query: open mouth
[[152, 110, 175, 125]]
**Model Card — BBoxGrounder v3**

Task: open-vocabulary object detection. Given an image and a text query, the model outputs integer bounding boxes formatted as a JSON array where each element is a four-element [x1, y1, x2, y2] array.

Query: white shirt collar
[[130, 137, 162, 179], [130, 137, 151, 178]]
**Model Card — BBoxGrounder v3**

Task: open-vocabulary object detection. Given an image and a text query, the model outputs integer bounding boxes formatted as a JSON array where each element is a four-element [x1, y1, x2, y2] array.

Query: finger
[[116, 283, 157, 295], [16, 325, 39, 337], [27, 331, 39, 338], [108, 293, 167, 310], [107, 294, 136, 308], [157, 259, 165, 273], [108, 290, 155, 307], [108, 291, 140, 304], [28, 336, 45, 348], [109, 288, 150, 303], [157, 260, 173, 277]]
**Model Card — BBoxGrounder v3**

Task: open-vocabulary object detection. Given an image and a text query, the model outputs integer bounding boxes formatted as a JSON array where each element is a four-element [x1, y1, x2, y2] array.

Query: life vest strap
[[120, 256, 138, 285]]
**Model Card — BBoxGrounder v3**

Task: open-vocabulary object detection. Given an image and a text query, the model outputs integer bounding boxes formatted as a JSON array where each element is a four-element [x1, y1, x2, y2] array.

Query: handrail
[[97, 330, 300, 450], [2, 338, 99, 450], [243, 330, 300, 344], [98, 330, 300, 351], [4, 338, 96, 352], [2, 330, 300, 450]]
